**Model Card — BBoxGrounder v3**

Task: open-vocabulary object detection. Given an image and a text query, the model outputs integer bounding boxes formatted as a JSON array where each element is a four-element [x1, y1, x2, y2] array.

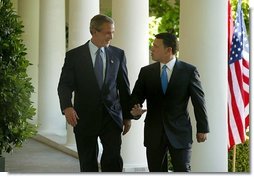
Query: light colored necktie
[[94, 48, 103, 89], [161, 65, 168, 94]]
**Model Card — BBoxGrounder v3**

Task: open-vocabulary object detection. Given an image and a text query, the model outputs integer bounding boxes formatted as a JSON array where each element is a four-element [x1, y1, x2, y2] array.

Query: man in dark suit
[[58, 14, 132, 172], [130, 32, 209, 172]]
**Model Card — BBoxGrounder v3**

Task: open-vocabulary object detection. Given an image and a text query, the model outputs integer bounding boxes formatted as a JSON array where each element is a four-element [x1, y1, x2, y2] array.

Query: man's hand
[[122, 119, 131, 135], [130, 104, 147, 117], [196, 133, 207, 143], [63, 107, 79, 127]]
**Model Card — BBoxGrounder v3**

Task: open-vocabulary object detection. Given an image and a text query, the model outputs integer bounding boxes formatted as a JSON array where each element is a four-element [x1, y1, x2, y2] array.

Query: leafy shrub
[[228, 139, 250, 172], [0, 0, 37, 155]]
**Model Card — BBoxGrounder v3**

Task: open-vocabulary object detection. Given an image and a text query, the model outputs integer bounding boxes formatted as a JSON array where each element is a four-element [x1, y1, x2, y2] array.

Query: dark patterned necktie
[[94, 48, 103, 89]]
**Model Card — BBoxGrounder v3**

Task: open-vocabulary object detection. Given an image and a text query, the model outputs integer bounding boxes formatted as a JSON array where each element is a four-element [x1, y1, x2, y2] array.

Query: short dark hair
[[90, 14, 114, 35], [155, 33, 178, 54]]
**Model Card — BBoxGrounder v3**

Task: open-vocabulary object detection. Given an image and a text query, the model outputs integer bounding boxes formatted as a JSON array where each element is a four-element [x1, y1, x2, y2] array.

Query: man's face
[[151, 38, 168, 62], [93, 23, 115, 47]]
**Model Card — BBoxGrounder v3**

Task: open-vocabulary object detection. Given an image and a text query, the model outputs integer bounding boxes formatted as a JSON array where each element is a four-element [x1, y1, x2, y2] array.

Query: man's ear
[[167, 47, 172, 54]]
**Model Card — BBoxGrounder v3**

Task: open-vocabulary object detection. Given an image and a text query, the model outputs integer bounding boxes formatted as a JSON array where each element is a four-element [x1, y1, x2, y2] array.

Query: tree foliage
[[149, 0, 180, 37], [0, 0, 37, 155], [230, 0, 249, 34]]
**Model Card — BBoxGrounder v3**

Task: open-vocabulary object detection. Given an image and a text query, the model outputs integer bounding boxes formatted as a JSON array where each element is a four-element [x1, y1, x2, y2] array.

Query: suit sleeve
[[117, 51, 132, 119], [189, 68, 210, 133], [57, 54, 75, 113], [130, 68, 146, 111]]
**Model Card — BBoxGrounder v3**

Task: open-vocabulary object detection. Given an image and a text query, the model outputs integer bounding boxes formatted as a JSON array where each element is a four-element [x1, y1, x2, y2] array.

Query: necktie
[[161, 65, 168, 94], [94, 48, 103, 89]]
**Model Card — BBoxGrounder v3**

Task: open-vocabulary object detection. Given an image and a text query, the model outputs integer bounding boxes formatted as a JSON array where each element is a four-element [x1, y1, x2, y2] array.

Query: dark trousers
[[146, 131, 191, 172], [75, 107, 123, 172]]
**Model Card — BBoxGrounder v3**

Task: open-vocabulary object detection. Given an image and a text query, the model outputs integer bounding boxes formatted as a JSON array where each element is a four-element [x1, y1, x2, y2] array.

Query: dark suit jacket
[[58, 41, 131, 135], [131, 59, 209, 149]]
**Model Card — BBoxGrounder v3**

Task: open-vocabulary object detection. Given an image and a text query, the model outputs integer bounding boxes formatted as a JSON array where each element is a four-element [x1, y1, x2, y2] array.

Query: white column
[[65, 0, 100, 146], [68, 0, 100, 49], [112, 0, 149, 172], [179, 0, 227, 172], [18, 0, 40, 125], [38, 0, 66, 136]]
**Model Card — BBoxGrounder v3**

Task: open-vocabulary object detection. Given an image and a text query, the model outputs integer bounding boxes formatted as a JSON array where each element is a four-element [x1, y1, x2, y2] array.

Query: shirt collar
[[89, 40, 105, 55], [160, 56, 176, 70]]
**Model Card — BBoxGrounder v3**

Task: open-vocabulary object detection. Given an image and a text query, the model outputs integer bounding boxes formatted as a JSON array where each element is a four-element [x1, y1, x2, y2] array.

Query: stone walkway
[[3, 138, 80, 173]]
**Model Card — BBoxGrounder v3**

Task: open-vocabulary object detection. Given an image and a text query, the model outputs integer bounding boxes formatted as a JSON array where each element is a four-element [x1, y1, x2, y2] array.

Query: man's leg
[[75, 134, 99, 172], [99, 114, 123, 172], [146, 145, 168, 172], [168, 145, 192, 172]]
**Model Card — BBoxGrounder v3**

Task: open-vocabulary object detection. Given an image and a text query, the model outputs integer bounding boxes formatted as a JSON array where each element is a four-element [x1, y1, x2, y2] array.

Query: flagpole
[[232, 145, 236, 172]]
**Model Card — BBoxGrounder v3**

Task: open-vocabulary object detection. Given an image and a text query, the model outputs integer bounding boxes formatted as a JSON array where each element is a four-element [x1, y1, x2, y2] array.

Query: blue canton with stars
[[228, 1, 249, 65]]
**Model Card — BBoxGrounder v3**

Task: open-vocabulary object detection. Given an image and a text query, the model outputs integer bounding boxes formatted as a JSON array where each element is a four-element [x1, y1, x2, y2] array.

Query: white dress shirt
[[160, 57, 176, 82]]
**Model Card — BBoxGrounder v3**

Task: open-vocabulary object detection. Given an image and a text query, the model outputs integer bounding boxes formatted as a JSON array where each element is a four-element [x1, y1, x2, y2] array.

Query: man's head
[[151, 32, 178, 63], [90, 14, 115, 48]]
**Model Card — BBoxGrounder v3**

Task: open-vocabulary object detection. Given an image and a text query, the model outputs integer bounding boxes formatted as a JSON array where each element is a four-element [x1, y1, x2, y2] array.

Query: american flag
[[227, 0, 249, 150]]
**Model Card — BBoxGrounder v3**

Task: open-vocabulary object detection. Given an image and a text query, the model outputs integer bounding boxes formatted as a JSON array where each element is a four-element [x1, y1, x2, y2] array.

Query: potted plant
[[0, 0, 37, 171]]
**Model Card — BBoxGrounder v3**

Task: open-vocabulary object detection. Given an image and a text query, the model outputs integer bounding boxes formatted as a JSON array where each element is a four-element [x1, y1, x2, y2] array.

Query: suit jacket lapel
[[103, 47, 116, 88], [83, 42, 94, 67], [152, 62, 164, 95], [76, 42, 99, 89], [74, 43, 91, 72], [157, 59, 181, 95], [166, 59, 180, 94]]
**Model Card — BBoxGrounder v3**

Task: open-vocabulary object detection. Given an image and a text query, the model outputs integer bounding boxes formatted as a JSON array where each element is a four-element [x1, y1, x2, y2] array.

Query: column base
[[33, 133, 78, 158], [123, 164, 149, 172]]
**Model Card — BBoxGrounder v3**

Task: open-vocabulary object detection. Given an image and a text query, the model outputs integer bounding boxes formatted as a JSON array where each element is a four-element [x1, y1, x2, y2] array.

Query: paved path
[[3, 138, 80, 173]]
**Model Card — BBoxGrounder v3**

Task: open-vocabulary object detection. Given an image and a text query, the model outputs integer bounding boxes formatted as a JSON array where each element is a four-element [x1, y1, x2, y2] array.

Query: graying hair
[[90, 14, 114, 35]]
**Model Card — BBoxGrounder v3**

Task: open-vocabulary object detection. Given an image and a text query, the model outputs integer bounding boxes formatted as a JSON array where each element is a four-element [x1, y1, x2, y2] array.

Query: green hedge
[[0, 0, 37, 155], [228, 139, 250, 172]]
